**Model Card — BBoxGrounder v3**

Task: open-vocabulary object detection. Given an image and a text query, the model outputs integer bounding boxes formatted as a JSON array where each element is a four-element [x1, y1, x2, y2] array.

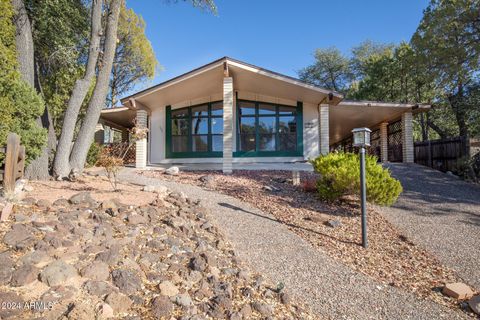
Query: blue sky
[[125, 0, 429, 95]]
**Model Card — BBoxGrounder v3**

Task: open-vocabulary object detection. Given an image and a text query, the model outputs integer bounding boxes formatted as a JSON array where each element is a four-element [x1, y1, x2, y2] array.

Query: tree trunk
[[12, 0, 51, 180], [69, 0, 122, 172], [52, 0, 103, 178]]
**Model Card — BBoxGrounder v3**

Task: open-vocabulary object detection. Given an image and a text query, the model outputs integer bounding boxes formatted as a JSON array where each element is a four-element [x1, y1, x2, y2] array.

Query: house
[[98, 57, 429, 173]]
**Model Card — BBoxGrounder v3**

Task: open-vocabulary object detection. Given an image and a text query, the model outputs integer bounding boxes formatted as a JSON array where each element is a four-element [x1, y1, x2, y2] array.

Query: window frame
[[166, 101, 223, 158], [234, 99, 303, 157]]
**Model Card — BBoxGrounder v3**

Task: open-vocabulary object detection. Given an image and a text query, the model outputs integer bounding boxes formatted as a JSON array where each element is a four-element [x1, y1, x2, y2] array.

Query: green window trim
[[165, 102, 223, 159], [233, 100, 303, 158]]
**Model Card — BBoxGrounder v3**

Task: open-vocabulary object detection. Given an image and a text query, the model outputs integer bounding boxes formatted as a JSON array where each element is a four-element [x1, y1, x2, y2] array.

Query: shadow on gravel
[[386, 164, 480, 220], [218, 202, 359, 245]]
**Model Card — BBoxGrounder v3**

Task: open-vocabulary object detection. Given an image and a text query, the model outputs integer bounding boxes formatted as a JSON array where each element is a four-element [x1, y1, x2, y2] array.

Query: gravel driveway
[[381, 163, 480, 290], [120, 168, 467, 320]]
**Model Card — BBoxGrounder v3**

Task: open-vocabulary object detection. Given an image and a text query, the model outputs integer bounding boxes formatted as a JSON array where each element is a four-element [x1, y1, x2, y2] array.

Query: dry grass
[[141, 169, 472, 312]]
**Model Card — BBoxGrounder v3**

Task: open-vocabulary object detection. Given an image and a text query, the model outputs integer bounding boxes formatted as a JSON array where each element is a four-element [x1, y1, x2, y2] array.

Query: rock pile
[[0, 188, 312, 319]]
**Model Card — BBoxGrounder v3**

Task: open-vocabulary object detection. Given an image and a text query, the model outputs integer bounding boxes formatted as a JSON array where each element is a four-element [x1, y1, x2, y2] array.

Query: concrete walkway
[[145, 161, 313, 172], [381, 163, 480, 290], [120, 168, 466, 320]]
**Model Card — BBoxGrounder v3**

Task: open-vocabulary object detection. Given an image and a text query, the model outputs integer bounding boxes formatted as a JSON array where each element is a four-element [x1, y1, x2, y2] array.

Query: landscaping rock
[[252, 301, 273, 317], [325, 219, 342, 228], [69, 192, 94, 205], [159, 280, 179, 297], [175, 293, 193, 307], [11, 264, 39, 286], [0, 291, 24, 319], [151, 295, 173, 318], [97, 303, 114, 318], [53, 198, 70, 207], [4, 224, 35, 250], [165, 166, 180, 175], [442, 282, 475, 299], [468, 295, 480, 315], [112, 269, 141, 294], [81, 261, 110, 281], [84, 280, 115, 297], [40, 260, 78, 286], [105, 291, 133, 314]]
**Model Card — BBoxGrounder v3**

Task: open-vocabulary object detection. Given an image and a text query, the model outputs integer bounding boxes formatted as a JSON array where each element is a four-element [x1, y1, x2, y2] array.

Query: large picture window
[[167, 101, 223, 158], [236, 100, 303, 156]]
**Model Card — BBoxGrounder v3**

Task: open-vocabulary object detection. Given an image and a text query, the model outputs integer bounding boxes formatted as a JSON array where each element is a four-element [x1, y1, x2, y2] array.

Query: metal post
[[360, 146, 368, 248]]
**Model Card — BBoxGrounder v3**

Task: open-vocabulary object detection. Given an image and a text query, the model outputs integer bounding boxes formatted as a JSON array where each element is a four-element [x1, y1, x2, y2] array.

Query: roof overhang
[[330, 101, 430, 144], [100, 106, 136, 129], [120, 57, 343, 109]]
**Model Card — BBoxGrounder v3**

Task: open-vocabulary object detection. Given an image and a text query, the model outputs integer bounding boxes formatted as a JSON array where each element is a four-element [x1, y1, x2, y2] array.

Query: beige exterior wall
[[303, 102, 320, 159]]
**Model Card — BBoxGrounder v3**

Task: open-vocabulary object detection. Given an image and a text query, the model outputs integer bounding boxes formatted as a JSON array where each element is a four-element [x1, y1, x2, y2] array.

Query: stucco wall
[[303, 102, 320, 160]]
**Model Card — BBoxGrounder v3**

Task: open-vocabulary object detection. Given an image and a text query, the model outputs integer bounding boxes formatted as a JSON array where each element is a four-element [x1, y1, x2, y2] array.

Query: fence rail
[[414, 136, 470, 174], [1, 133, 25, 193]]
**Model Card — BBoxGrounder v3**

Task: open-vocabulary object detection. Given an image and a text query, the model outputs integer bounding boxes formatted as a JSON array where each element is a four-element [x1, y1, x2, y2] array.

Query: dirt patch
[[141, 169, 476, 315], [28, 172, 157, 206]]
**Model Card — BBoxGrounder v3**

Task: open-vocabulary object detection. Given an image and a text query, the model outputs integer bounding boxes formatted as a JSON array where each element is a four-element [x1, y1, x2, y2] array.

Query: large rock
[[442, 282, 475, 299], [81, 261, 110, 281], [469, 295, 480, 315], [158, 280, 179, 297], [3, 224, 35, 250], [0, 291, 24, 319], [105, 291, 132, 314], [111, 269, 141, 294], [69, 192, 94, 205], [165, 166, 179, 176], [40, 260, 78, 286], [151, 295, 173, 318], [11, 264, 39, 286], [83, 280, 115, 297]]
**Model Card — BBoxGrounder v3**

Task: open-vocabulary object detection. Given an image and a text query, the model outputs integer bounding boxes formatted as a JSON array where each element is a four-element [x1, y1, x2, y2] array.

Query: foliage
[[86, 142, 103, 167], [96, 150, 124, 191], [298, 47, 352, 92], [310, 152, 403, 206], [0, 1, 46, 165], [108, 2, 158, 106]]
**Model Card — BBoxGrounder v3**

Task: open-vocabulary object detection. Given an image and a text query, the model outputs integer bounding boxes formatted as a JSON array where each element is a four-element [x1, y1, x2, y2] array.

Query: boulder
[[11, 264, 39, 286], [151, 295, 173, 318], [81, 261, 110, 281], [111, 269, 141, 295], [158, 280, 179, 297], [69, 192, 94, 205], [40, 260, 78, 287], [165, 166, 180, 175], [3, 224, 35, 250], [105, 292, 132, 314], [469, 295, 480, 315], [442, 282, 475, 299]]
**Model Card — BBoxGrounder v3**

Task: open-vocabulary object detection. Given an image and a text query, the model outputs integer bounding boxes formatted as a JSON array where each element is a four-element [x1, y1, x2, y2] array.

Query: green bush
[[86, 142, 102, 167], [309, 152, 403, 206]]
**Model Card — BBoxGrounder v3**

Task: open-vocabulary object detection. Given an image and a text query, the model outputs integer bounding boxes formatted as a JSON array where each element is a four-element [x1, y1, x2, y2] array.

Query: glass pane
[[192, 135, 208, 152], [212, 135, 223, 151], [239, 101, 255, 116], [211, 118, 223, 134], [279, 105, 296, 115], [258, 103, 276, 115], [191, 117, 208, 135], [172, 119, 189, 135], [211, 102, 223, 116], [278, 116, 296, 134], [172, 136, 189, 152], [259, 134, 275, 151], [192, 104, 208, 117], [239, 117, 256, 134], [258, 117, 276, 134], [278, 133, 297, 151], [172, 108, 189, 118], [239, 134, 256, 151]]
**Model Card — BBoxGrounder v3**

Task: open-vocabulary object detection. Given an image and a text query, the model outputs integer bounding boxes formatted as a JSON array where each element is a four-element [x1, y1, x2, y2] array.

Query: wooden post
[[4, 133, 20, 194]]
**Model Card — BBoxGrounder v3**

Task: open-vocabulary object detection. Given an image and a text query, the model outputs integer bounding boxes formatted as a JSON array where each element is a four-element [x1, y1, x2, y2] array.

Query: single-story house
[[98, 57, 429, 173]]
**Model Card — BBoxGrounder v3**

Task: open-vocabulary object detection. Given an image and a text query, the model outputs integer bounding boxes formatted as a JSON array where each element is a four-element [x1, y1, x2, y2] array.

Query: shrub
[[309, 152, 403, 206], [96, 150, 124, 191], [86, 142, 102, 167]]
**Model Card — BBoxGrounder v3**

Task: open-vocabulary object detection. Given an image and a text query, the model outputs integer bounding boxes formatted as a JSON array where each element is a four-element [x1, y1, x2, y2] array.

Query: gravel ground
[[380, 163, 480, 290], [120, 167, 468, 320]]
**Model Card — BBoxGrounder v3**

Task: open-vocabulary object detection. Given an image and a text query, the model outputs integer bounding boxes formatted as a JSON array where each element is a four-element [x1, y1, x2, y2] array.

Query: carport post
[[135, 109, 148, 169], [222, 75, 234, 174], [380, 122, 388, 162]]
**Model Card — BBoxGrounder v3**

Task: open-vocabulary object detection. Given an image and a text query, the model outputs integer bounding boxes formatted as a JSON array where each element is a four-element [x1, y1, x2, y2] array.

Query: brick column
[[380, 122, 388, 163], [223, 77, 233, 174], [402, 112, 414, 163], [319, 104, 329, 155], [135, 109, 148, 169]]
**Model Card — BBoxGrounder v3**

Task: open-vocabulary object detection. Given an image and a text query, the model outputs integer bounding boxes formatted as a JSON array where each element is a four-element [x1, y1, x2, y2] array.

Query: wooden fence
[[103, 142, 136, 164], [1, 133, 26, 194], [414, 136, 470, 174]]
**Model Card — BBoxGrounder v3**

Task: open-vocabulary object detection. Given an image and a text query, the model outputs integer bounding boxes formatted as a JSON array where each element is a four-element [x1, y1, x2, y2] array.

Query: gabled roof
[[120, 56, 343, 105]]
